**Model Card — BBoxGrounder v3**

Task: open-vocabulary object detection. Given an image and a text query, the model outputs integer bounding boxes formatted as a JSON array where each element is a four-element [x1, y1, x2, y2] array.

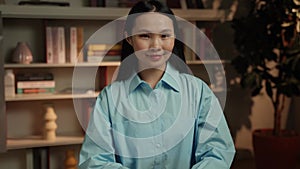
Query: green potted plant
[[231, 0, 300, 168]]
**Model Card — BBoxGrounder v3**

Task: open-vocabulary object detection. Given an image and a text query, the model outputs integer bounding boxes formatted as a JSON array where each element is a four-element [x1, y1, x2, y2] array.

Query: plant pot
[[253, 129, 300, 169]]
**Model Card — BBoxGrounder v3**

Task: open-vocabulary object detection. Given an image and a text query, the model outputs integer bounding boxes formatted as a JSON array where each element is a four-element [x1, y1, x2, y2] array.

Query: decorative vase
[[12, 42, 33, 64]]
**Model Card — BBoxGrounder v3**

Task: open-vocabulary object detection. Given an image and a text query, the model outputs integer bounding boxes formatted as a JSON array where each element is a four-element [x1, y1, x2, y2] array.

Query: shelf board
[[187, 60, 229, 65], [4, 60, 229, 68], [5, 92, 99, 102], [7, 136, 84, 150], [0, 5, 226, 21], [4, 62, 120, 68]]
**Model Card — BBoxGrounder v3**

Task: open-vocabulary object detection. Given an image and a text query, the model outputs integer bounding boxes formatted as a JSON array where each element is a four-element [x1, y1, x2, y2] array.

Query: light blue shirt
[[79, 63, 235, 169]]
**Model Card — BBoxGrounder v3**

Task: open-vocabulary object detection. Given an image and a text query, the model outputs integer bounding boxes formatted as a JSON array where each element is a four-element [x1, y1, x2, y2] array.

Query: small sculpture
[[64, 149, 78, 169], [44, 106, 57, 140], [12, 42, 33, 64]]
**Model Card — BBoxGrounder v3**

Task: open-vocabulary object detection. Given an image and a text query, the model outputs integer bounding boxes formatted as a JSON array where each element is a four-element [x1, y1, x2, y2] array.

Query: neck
[[138, 67, 165, 89]]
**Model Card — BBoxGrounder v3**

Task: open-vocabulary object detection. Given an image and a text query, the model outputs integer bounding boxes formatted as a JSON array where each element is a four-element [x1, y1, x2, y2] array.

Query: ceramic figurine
[[44, 106, 57, 140], [64, 149, 78, 169]]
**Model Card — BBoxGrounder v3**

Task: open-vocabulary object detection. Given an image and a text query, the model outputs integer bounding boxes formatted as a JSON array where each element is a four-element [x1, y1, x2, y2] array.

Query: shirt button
[[156, 143, 161, 148]]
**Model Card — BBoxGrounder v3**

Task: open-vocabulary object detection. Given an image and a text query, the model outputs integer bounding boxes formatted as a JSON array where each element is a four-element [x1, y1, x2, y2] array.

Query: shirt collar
[[161, 62, 180, 92], [128, 62, 180, 93]]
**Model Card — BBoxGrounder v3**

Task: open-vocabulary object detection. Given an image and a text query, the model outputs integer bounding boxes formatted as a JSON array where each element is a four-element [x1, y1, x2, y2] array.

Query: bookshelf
[[0, 5, 226, 21], [5, 92, 99, 102], [7, 136, 84, 150], [0, 3, 230, 169]]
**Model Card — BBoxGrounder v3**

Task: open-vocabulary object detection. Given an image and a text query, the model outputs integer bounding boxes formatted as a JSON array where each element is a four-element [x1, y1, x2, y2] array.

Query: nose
[[150, 35, 162, 51]]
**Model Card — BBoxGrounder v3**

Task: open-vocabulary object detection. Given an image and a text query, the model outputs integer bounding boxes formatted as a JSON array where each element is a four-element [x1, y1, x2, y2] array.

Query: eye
[[161, 34, 172, 39], [138, 34, 150, 39]]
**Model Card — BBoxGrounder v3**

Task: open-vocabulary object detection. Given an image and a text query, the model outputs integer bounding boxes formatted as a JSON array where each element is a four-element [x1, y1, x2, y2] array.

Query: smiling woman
[[79, 1, 235, 169], [125, 12, 175, 88]]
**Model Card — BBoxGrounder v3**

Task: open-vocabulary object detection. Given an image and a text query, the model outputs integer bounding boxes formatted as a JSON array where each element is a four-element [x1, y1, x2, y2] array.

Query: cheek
[[132, 40, 149, 52], [164, 40, 175, 52]]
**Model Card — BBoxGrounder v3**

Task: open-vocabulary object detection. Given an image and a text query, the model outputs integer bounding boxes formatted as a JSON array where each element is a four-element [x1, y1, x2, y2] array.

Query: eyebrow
[[134, 29, 173, 34]]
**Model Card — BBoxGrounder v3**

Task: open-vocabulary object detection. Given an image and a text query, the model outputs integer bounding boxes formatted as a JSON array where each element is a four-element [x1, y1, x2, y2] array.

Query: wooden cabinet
[[0, 4, 228, 169]]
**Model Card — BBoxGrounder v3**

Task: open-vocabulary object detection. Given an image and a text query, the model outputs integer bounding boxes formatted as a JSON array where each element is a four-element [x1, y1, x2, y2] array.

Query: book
[[69, 27, 77, 63], [89, 0, 105, 7], [16, 73, 54, 81], [17, 81, 55, 89], [195, 0, 204, 8], [17, 88, 55, 94], [45, 26, 66, 64], [87, 50, 121, 56], [180, 0, 187, 9], [77, 27, 84, 62], [86, 43, 121, 62], [105, 0, 119, 7], [58, 27, 66, 63], [87, 55, 120, 62], [87, 44, 121, 51], [119, 0, 139, 7], [46, 27, 53, 63]]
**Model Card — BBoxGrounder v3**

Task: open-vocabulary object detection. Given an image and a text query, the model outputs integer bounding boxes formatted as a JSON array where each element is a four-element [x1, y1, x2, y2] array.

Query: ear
[[124, 31, 132, 46]]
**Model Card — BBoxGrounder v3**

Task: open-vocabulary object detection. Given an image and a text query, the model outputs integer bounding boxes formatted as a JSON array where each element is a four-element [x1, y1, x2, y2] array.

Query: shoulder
[[97, 80, 128, 100]]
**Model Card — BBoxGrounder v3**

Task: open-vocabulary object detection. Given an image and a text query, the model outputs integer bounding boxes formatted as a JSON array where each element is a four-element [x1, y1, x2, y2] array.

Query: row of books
[[180, 24, 215, 61], [86, 43, 122, 62], [16, 73, 55, 94], [45, 26, 84, 64]]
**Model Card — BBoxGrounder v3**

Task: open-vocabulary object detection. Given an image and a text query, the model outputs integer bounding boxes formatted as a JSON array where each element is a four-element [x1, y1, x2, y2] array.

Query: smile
[[149, 55, 162, 61]]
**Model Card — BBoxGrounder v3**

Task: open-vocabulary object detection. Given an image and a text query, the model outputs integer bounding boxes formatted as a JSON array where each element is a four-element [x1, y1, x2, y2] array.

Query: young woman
[[79, 1, 235, 169]]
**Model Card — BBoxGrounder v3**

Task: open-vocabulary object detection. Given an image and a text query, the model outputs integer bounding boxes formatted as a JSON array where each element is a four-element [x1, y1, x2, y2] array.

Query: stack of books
[[86, 43, 121, 62], [16, 73, 55, 94]]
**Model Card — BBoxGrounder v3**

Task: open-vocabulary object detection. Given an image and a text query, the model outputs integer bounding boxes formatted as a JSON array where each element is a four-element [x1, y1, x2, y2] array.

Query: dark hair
[[116, 0, 188, 81]]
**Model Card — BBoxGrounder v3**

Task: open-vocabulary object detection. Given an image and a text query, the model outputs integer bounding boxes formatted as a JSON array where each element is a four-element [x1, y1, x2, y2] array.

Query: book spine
[[77, 27, 84, 62], [87, 44, 122, 51], [17, 81, 55, 89], [87, 56, 103, 62], [87, 44, 108, 51], [90, 0, 97, 7], [70, 27, 78, 63], [195, 0, 204, 8], [97, 0, 105, 7], [16, 74, 54, 81], [52, 27, 59, 64], [46, 27, 53, 64], [58, 27, 66, 64], [87, 50, 106, 56], [17, 88, 55, 94]]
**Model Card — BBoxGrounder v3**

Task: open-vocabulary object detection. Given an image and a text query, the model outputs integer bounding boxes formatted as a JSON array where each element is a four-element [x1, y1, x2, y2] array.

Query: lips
[[151, 55, 163, 61]]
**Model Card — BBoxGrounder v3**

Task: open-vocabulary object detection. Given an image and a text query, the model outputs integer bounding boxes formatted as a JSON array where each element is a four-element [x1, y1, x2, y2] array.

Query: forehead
[[132, 12, 174, 33]]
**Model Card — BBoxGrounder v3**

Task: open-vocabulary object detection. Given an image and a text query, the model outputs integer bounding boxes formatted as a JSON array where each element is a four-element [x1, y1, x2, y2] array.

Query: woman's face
[[127, 12, 175, 70]]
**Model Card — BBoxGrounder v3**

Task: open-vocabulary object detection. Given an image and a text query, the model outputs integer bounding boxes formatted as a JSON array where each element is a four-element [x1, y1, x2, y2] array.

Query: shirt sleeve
[[191, 84, 236, 169], [78, 88, 130, 169]]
